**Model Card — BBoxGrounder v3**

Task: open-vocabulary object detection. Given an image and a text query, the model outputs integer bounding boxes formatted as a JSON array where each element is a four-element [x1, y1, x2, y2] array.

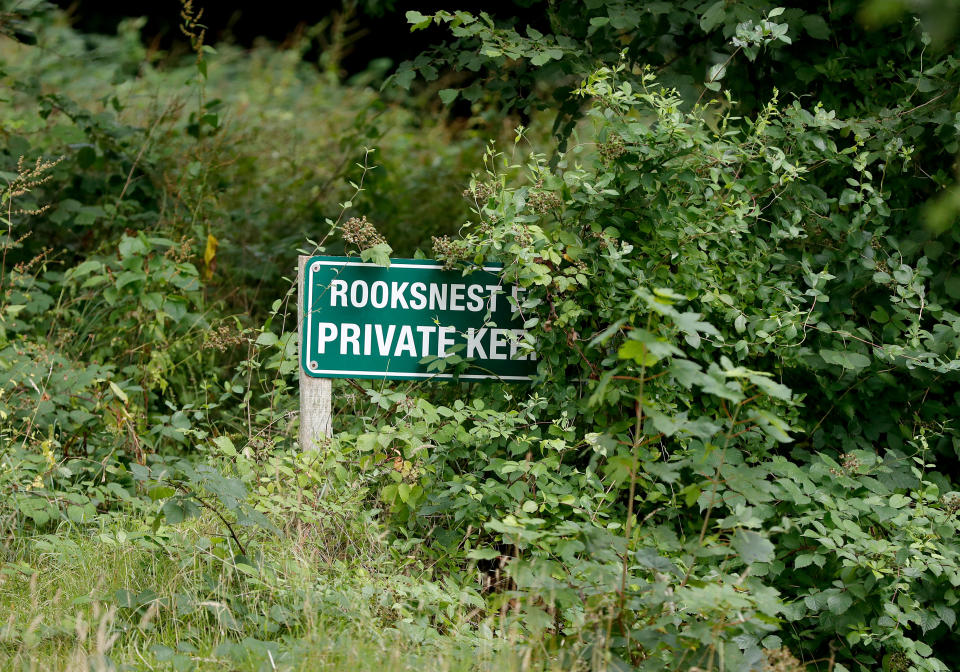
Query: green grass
[[0, 512, 572, 672]]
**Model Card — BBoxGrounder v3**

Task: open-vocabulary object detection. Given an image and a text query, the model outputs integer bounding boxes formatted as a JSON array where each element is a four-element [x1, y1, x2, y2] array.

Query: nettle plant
[[370, 29, 960, 670]]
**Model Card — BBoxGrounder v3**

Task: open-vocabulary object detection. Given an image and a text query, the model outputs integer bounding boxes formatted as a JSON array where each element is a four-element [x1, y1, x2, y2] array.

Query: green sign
[[301, 256, 537, 381]]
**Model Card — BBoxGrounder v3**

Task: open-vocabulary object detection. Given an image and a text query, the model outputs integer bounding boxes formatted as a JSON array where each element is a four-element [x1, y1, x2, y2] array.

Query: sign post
[[298, 255, 536, 449], [298, 255, 332, 450]]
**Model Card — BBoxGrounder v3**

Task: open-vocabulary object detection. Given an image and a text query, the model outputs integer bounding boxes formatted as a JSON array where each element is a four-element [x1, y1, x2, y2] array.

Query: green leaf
[[406, 10, 432, 30], [360, 242, 392, 267], [109, 381, 128, 404], [438, 88, 459, 104], [234, 563, 258, 577], [619, 329, 682, 364], [255, 331, 278, 347], [700, 1, 726, 32], [820, 349, 871, 371], [732, 529, 775, 564], [945, 276, 960, 299], [530, 51, 551, 66], [747, 373, 792, 401], [66, 505, 86, 523], [212, 436, 237, 457], [148, 486, 176, 501], [802, 14, 830, 39], [754, 409, 793, 442], [467, 547, 500, 560], [162, 501, 185, 524], [118, 235, 147, 259], [68, 260, 102, 279], [827, 592, 853, 615], [618, 340, 658, 366]]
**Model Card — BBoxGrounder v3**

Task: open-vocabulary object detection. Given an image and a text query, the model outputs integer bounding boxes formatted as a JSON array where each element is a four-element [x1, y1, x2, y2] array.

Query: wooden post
[[298, 255, 332, 449]]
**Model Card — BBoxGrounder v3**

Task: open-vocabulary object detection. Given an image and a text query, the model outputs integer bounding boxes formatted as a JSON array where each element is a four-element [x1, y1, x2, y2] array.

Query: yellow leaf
[[204, 234, 218, 265], [108, 381, 128, 404], [203, 234, 218, 280]]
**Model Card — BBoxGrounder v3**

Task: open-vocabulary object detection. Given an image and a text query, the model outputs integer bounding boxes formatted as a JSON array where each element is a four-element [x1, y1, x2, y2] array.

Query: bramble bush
[[343, 3, 960, 670]]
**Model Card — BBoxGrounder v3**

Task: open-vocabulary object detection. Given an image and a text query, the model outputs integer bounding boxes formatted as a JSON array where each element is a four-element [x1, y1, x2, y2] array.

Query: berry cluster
[[598, 133, 627, 162], [205, 324, 247, 352], [462, 181, 496, 203], [763, 647, 806, 672], [527, 188, 562, 214], [341, 216, 386, 251], [830, 452, 863, 477], [431, 235, 469, 269]]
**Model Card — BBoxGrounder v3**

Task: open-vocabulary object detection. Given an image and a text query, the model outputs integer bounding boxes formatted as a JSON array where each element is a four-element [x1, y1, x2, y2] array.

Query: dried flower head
[[527, 188, 562, 214], [165, 236, 195, 263], [764, 647, 805, 672], [941, 493, 960, 515], [179, 0, 206, 57], [830, 452, 862, 477], [887, 650, 910, 672], [341, 216, 386, 251], [599, 133, 627, 162], [205, 323, 247, 351], [3, 155, 64, 213], [512, 226, 533, 247], [591, 230, 611, 250], [463, 181, 496, 203], [12, 246, 48, 276], [431, 235, 469, 270]]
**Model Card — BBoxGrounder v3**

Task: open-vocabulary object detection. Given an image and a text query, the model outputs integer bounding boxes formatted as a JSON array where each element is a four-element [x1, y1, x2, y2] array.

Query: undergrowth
[[3, 2, 960, 671]]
